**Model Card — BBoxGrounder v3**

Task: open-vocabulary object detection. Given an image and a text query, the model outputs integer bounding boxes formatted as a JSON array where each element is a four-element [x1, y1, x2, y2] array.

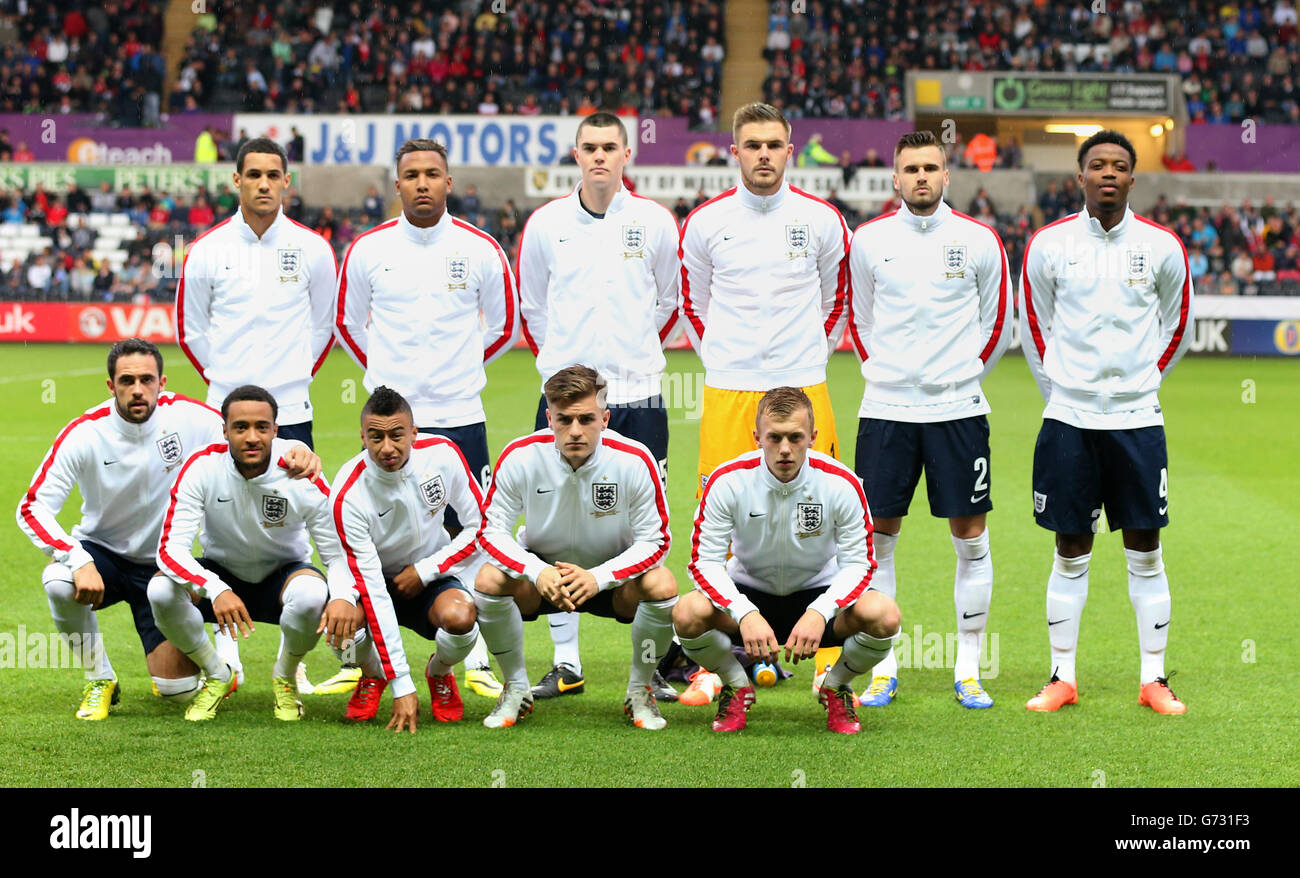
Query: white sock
[[953, 529, 992, 680], [868, 532, 899, 678], [548, 612, 581, 674], [152, 674, 202, 703], [679, 628, 747, 689], [212, 626, 242, 672], [147, 575, 229, 679], [273, 575, 327, 678], [463, 631, 491, 671], [1046, 552, 1090, 684], [43, 565, 113, 681], [353, 636, 386, 680], [1126, 546, 1170, 684], [825, 631, 896, 690], [628, 596, 677, 687], [474, 591, 528, 688], [428, 624, 479, 677]]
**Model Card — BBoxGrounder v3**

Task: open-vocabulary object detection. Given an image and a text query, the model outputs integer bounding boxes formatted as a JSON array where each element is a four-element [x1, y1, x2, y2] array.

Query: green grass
[[1, 344, 1297, 787]]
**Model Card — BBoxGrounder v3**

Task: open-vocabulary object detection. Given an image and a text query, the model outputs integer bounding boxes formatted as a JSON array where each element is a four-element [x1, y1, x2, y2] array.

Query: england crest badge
[[261, 494, 288, 523], [446, 257, 469, 289], [796, 502, 823, 535], [622, 224, 646, 255], [592, 482, 618, 513], [785, 223, 810, 251], [156, 433, 183, 466], [943, 244, 968, 279], [420, 475, 446, 510], [1126, 246, 1151, 286], [277, 248, 301, 282]]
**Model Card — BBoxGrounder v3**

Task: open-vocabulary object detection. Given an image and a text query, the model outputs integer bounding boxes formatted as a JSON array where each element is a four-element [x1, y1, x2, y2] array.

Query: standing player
[[324, 387, 487, 732], [673, 388, 899, 734], [847, 130, 1010, 709], [150, 386, 340, 721], [175, 137, 337, 449], [474, 366, 677, 730], [515, 111, 680, 700], [1020, 130, 1193, 714], [16, 340, 319, 719], [335, 137, 519, 697]]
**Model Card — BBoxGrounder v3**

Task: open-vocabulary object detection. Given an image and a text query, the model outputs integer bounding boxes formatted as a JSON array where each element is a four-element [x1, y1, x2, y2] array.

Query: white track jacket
[[688, 450, 876, 624], [848, 200, 1011, 421], [517, 183, 681, 403], [679, 180, 849, 390], [334, 210, 519, 427], [329, 437, 485, 698], [1020, 206, 1194, 429], [18, 394, 223, 569], [176, 208, 337, 425]]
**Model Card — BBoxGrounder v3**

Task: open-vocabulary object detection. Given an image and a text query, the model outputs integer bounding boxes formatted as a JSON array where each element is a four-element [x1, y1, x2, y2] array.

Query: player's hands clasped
[[71, 562, 105, 608], [555, 562, 598, 608], [738, 611, 780, 663], [212, 589, 255, 639], [318, 598, 364, 649], [388, 692, 418, 733], [391, 564, 424, 598], [784, 609, 826, 663], [536, 565, 572, 611]]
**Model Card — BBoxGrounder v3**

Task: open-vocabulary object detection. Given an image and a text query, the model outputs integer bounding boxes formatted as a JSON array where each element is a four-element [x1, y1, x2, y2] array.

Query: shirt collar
[[398, 207, 452, 244], [1080, 204, 1133, 239], [759, 452, 810, 493], [233, 205, 287, 243], [109, 399, 153, 439], [571, 181, 628, 222], [736, 178, 789, 213], [549, 433, 605, 472], [896, 197, 951, 231]]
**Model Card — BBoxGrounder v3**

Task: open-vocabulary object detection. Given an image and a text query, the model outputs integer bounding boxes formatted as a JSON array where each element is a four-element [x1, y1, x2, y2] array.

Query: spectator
[[13, 141, 34, 161], [188, 195, 215, 227], [1162, 151, 1197, 171], [1188, 246, 1209, 281], [363, 185, 383, 217], [27, 255, 52, 293], [797, 132, 837, 167], [194, 126, 219, 163]]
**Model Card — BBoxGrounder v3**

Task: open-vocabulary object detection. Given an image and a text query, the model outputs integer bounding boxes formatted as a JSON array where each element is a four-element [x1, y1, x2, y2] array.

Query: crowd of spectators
[[173, 1, 724, 127], [763, 0, 1300, 124]]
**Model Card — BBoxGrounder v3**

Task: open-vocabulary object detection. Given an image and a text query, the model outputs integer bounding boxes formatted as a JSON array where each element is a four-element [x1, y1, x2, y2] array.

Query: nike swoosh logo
[[1067, 259, 1080, 265], [1047, 618, 1069, 626], [557, 678, 584, 692], [217, 497, 231, 503], [748, 511, 766, 517], [723, 234, 735, 240], [1158, 505, 1168, 515], [883, 256, 897, 262], [962, 611, 985, 620], [1154, 621, 1170, 630], [103, 460, 117, 466], [970, 493, 988, 503], [558, 237, 570, 243], [378, 508, 392, 517], [383, 267, 393, 271], [537, 488, 554, 494]]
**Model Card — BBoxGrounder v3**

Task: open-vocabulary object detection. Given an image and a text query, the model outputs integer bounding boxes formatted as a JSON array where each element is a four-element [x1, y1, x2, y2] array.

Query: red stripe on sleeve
[[846, 211, 896, 361], [474, 434, 553, 574], [19, 406, 112, 552], [175, 217, 233, 382], [952, 210, 1010, 362], [331, 458, 397, 680], [678, 188, 736, 341], [687, 457, 762, 606], [601, 437, 670, 579], [1134, 215, 1192, 372], [452, 218, 517, 361], [791, 187, 849, 335], [1021, 214, 1076, 362], [809, 458, 876, 608], [335, 220, 398, 367], [157, 443, 228, 589]]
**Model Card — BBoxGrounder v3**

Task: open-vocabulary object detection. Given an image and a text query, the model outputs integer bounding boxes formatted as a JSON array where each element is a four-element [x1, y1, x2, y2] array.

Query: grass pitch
[[0, 343, 1296, 787]]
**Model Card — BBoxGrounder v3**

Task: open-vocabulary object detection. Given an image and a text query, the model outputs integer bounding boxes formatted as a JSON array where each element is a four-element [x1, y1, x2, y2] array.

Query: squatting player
[[674, 387, 900, 734], [335, 137, 518, 697], [324, 387, 487, 733], [1020, 130, 1193, 714], [16, 340, 319, 719], [151, 386, 340, 721], [474, 366, 677, 730], [847, 130, 1011, 709], [515, 111, 681, 700]]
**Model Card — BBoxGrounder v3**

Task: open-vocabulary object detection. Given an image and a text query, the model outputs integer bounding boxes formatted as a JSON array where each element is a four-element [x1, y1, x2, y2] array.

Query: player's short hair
[[236, 137, 287, 174], [1077, 129, 1137, 169], [221, 385, 278, 421], [894, 130, 946, 168], [576, 112, 627, 146], [394, 138, 449, 173], [107, 338, 162, 380], [755, 387, 815, 433], [732, 102, 791, 142], [360, 385, 414, 424], [544, 365, 608, 410]]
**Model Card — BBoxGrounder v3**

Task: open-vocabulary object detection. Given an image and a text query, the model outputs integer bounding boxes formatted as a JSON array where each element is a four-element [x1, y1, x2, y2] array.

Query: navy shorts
[[386, 575, 470, 641], [519, 585, 631, 624], [417, 422, 490, 532], [725, 585, 847, 648], [1032, 420, 1169, 534], [276, 421, 314, 450], [195, 558, 322, 625], [81, 540, 166, 654], [855, 416, 992, 519], [535, 394, 668, 476]]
